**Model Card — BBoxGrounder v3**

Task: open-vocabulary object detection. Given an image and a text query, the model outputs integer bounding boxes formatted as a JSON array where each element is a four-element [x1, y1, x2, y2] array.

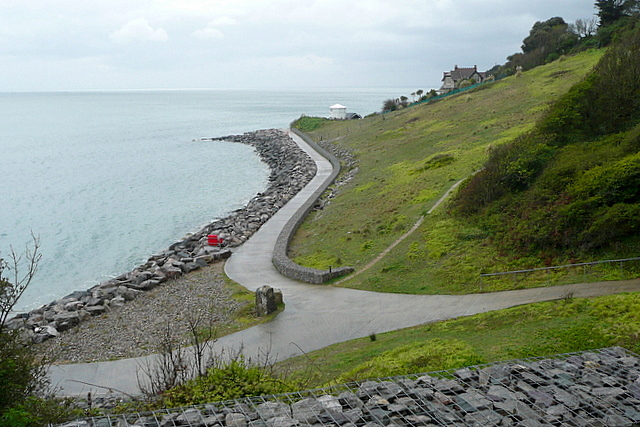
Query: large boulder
[[255, 286, 282, 317], [54, 311, 80, 332]]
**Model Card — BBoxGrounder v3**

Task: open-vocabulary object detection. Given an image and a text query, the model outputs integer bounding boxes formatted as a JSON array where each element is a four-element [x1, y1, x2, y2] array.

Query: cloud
[[267, 54, 335, 71], [192, 28, 225, 39], [0, 0, 600, 90], [110, 18, 169, 43], [208, 16, 238, 27], [191, 15, 237, 40]]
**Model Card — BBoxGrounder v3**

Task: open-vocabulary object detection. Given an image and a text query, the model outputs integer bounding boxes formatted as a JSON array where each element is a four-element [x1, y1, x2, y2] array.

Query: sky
[[0, 0, 598, 91]]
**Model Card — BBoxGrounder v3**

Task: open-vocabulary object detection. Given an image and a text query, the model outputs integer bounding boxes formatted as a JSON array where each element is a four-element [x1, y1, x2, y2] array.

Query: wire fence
[[56, 346, 640, 427], [480, 256, 640, 288], [383, 77, 501, 114]]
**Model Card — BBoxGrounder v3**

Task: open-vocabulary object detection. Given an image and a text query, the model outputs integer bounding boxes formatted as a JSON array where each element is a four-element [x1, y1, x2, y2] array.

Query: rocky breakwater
[[8, 129, 317, 344]]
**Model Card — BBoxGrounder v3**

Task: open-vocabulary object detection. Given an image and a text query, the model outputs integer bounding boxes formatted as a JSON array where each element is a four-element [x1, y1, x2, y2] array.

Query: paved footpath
[[48, 130, 640, 397]]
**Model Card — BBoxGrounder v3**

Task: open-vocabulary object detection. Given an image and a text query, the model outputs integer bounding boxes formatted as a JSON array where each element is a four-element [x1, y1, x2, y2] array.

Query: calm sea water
[[0, 88, 414, 312]]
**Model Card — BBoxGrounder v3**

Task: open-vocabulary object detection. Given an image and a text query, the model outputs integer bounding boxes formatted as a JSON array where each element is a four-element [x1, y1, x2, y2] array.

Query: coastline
[[38, 263, 235, 363], [10, 129, 317, 351]]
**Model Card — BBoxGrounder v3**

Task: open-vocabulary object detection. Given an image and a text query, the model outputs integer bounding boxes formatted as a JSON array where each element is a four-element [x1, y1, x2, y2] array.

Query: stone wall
[[271, 128, 354, 284], [58, 346, 640, 427]]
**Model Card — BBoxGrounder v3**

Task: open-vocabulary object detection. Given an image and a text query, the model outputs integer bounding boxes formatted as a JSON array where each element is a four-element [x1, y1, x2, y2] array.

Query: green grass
[[193, 265, 284, 340], [277, 291, 640, 387], [289, 49, 606, 294], [291, 116, 330, 132]]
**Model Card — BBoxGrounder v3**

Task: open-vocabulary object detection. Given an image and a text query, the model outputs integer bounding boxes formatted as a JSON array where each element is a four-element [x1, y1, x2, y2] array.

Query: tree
[[0, 234, 42, 330], [0, 235, 49, 424], [522, 17, 578, 58], [506, 17, 579, 72], [595, 1, 640, 46], [596, 0, 640, 27], [596, 0, 627, 27], [382, 98, 398, 112], [571, 17, 599, 38]]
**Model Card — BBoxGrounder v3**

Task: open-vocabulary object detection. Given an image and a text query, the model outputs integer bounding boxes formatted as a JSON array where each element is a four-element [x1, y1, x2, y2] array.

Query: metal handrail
[[480, 256, 640, 277]]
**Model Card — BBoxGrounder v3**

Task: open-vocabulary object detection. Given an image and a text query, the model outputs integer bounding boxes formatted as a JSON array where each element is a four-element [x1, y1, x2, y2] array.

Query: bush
[[582, 203, 640, 248], [382, 99, 398, 112], [0, 332, 47, 414], [452, 22, 640, 257], [162, 358, 295, 407], [0, 236, 56, 425], [546, 52, 561, 63], [291, 116, 329, 132], [0, 397, 82, 427]]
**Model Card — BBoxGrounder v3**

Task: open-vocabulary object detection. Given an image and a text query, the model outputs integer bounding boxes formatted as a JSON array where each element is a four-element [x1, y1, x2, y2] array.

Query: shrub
[[582, 203, 640, 248], [382, 99, 398, 112], [0, 332, 47, 413], [452, 22, 640, 257], [0, 236, 54, 425], [291, 116, 329, 132], [162, 358, 295, 407], [0, 397, 82, 427]]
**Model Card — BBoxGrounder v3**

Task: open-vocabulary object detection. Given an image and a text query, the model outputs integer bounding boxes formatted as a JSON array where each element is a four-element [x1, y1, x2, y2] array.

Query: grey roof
[[443, 65, 485, 82]]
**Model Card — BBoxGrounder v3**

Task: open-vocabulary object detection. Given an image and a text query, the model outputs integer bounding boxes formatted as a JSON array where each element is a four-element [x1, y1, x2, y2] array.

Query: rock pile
[[313, 138, 358, 212], [8, 129, 316, 343], [58, 346, 640, 427]]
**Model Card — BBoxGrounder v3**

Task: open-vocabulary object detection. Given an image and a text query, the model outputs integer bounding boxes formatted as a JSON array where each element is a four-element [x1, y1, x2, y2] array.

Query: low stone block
[[256, 285, 278, 317], [54, 311, 80, 332]]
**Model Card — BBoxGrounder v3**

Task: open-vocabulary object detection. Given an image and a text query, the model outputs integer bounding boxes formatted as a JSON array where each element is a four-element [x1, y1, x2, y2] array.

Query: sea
[[0, 88, 415, 313]]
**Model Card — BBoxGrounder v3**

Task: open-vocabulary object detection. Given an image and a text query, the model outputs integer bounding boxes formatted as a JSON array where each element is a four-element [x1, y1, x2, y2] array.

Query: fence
[[480, 256, 640, 286], [53, 346, 640, 427], [383, 77, 501, 114]]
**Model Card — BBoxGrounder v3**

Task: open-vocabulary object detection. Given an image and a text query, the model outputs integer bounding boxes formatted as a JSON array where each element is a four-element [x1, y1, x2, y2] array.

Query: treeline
[[490, 0, 640, 77], [382, 1, 639, 113], [452, 19, 640, 258], [381, 89, 438, 113]]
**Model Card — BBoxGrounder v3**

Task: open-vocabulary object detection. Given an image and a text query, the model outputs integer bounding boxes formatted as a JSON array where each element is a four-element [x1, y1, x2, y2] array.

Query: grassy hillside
[[290, 49, 606, 294], [453, 26, 640, 262]]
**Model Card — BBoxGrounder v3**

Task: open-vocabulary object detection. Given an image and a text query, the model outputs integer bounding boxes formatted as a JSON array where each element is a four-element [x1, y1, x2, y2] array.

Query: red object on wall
[[207, 234, 223, 246]]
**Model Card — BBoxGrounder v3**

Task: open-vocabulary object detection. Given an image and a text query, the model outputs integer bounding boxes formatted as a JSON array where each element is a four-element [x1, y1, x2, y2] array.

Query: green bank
[[277, 23, 640, 388], [290, 41, 640, 294], [278, 292, 640, 387]]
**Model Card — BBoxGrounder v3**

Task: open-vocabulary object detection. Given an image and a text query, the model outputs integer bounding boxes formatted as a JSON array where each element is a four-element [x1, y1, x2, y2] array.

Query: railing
[[421, 80, 488, 103], [394, 77, 503, 112], [480, 257, 640, 284]]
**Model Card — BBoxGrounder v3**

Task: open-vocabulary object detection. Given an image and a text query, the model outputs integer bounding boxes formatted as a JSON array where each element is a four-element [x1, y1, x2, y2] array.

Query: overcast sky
[[0, 0, 597, 91]]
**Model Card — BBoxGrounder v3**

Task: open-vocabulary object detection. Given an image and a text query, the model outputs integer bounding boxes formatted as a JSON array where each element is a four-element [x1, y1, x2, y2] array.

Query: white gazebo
[[329, 103, 347, 120]]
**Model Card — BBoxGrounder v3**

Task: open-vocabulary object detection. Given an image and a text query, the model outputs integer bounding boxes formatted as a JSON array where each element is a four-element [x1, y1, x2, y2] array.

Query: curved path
[[48, 130, 640, 397]]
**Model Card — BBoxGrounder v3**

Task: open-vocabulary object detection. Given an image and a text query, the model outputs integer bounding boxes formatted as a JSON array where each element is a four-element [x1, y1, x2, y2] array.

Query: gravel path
[[39, 263, 244, 364]]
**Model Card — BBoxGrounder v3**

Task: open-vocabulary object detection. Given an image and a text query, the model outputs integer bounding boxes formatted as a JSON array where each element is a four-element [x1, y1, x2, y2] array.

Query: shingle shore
[[9, 129, 316, 349]]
